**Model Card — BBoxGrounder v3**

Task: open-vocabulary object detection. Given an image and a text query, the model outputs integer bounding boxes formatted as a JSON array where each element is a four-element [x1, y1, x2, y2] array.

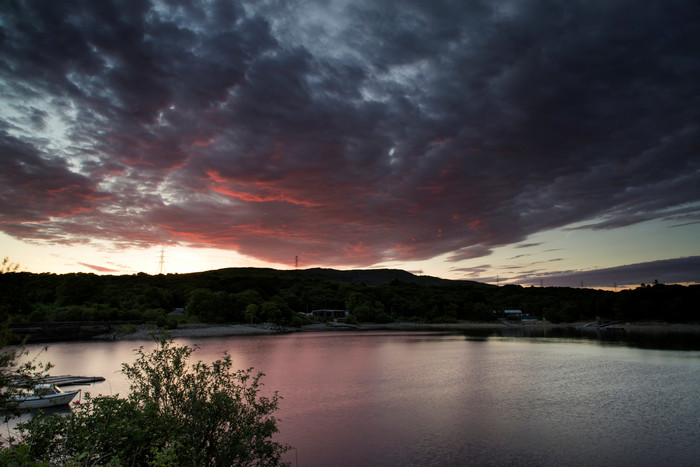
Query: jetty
[[40, 375, 105, 386]]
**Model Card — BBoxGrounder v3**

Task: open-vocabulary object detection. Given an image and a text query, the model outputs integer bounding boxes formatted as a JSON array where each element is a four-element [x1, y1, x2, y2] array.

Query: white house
[[308, 309, 348, 321]]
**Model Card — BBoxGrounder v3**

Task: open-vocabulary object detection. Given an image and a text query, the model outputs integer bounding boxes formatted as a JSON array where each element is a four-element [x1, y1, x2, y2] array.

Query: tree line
[[1, 267, 698, 329]]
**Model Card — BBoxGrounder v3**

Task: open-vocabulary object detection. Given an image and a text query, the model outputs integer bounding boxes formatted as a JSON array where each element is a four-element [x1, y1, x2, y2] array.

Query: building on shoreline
[[306, 309, 349, 322]]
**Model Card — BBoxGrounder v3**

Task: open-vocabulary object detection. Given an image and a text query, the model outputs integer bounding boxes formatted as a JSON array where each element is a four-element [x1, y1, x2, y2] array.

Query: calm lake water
[[17, 331, 700, 466]]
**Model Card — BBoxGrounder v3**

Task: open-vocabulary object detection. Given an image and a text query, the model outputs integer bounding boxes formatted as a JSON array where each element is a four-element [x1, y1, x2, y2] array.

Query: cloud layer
[[1, 0, 698, 268], [516, 256, 700, 288]]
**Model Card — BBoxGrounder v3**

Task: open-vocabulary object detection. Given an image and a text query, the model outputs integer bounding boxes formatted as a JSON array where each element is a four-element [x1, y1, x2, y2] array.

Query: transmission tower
[[157, 246, 165, 274]]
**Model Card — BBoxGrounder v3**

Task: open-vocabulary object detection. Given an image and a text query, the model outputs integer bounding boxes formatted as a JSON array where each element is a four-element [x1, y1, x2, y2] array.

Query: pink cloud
[[78, 262, 119, 273]]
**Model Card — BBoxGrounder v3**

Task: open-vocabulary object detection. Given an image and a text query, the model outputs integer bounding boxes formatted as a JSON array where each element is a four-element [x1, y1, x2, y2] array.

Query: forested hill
[[210, 267, 490, 287], [1, 267, 698, 333]]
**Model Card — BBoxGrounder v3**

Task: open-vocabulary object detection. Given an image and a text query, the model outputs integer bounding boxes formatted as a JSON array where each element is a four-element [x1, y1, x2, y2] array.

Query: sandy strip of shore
[[99, 324, 281, 340], [102, 321, 700, 340], [101, 322, 512, 340]]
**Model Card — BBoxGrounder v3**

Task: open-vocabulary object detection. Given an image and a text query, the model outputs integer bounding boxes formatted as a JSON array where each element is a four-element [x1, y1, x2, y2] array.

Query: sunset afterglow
[[1, 1, 698, 288]]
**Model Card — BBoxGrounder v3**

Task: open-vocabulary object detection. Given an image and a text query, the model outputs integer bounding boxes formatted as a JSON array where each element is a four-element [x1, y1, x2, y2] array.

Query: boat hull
[[14, 389, 80, 409]]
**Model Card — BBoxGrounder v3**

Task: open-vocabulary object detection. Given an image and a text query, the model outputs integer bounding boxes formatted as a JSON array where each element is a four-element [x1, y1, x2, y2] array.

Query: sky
[[1, 0, 699, 289]]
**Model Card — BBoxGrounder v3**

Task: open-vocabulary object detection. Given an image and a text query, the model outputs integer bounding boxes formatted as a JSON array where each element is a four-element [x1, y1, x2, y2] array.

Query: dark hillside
[[181, 267, 490, 287], [292, 267, 491, 287]]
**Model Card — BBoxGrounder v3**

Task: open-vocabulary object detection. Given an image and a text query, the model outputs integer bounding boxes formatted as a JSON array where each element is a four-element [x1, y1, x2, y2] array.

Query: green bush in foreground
[[7, 337, 290, 466], [0, 327, 53, 424]]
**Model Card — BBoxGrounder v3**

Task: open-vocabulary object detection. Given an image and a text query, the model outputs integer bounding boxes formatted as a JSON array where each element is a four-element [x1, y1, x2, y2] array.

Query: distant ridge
[[193, 267, 492, 287], [294, 268, 491, 287]]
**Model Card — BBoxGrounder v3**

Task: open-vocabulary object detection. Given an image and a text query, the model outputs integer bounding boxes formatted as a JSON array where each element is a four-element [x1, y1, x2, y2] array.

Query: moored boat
[[11, 384, 80, 409]]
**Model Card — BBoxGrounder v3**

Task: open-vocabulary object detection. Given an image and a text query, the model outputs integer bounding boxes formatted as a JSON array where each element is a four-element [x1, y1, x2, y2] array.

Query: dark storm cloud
[[507, 254, 530, 260], [0, 131, 102, 228], [0, 0, 698, 268], [516, 243, 541, 249], [511, 256, 700, 288], [450, 263, 493, 280]]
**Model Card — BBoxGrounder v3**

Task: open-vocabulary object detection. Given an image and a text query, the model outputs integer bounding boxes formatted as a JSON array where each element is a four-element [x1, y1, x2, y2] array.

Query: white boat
[[11, 384, 81, 409]]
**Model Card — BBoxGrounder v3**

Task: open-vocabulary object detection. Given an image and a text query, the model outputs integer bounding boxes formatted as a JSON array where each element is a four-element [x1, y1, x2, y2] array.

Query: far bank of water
[[16, 331, 700, 466]]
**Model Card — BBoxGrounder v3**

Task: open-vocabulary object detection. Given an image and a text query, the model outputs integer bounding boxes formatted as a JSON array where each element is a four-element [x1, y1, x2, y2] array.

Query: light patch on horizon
[[0, 233, 285, 276]]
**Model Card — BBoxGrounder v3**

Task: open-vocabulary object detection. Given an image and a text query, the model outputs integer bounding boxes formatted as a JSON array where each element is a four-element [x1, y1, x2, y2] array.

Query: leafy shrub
[[9, 337, 290, 466], [115, 324, 138, 335]]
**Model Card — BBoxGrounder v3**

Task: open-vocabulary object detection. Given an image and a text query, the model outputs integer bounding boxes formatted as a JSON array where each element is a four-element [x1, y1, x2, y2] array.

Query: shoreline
[[97, 321, 700, 341]]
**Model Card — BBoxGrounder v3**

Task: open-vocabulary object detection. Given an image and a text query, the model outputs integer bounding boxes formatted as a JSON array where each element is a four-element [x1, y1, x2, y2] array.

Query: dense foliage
[[4, 338, 289, 466], [1, 267, 698, 329], [0, 327, 52, 424]]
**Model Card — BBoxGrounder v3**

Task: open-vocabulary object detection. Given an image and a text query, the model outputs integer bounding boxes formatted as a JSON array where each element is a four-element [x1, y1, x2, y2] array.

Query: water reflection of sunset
[[19, 332, 700, 466]]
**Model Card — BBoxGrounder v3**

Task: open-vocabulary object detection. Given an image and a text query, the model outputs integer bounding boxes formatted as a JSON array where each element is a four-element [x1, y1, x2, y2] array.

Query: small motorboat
[[11, 384, 81, 409]]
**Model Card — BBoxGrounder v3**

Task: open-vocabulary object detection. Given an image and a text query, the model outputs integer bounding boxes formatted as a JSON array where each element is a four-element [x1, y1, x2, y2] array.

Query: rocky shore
[[12, 320, 699, 343], [94, 320, 700, 341], [93, 323, 286, 340]]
